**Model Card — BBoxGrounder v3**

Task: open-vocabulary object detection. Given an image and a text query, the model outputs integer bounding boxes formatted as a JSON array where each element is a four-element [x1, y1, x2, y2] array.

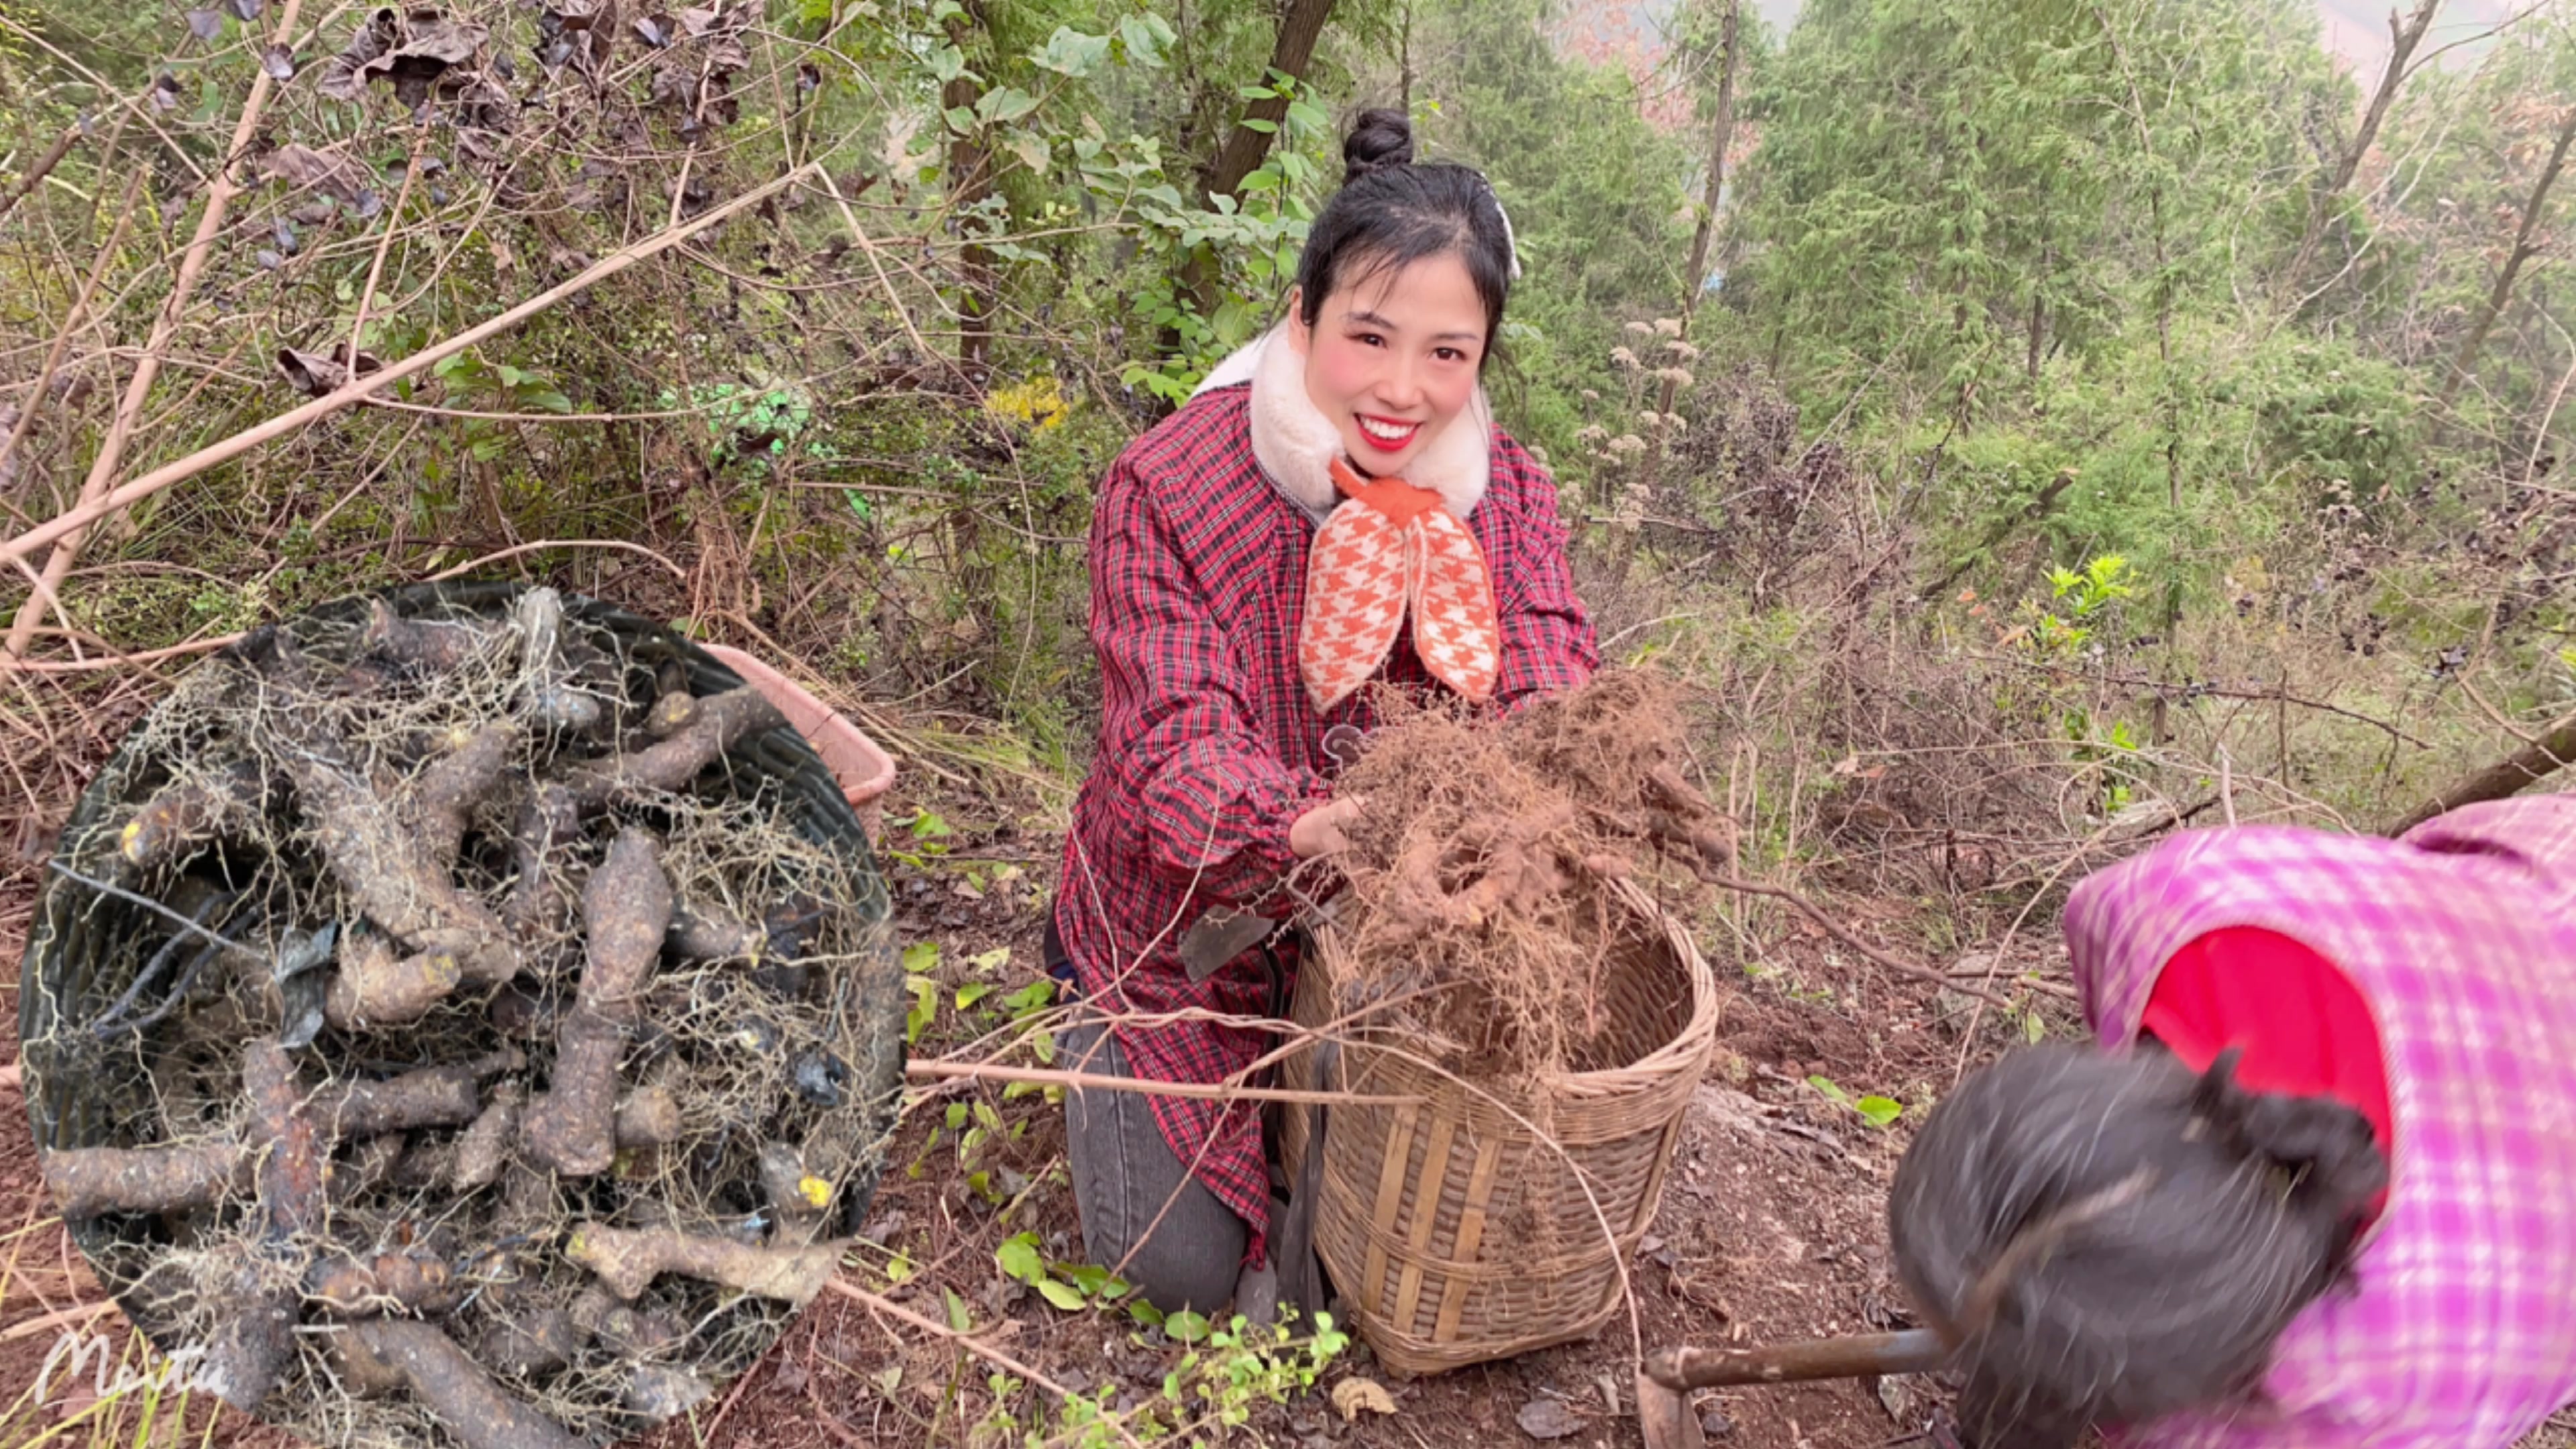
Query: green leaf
[[967, 947, 1012, 974], [956, 983, 995, 1010], [928, 44, 967, 83], [996, 1234, 1044, 1284], [943, 1287, 973, 1333], [911, 809, 955, 840], [1036, 1279, 1089, 1311], [1031, 26, 1112, 77], [902, 941, 941, 973], [1061, 1264, 1110, 1295], [1238, 117, 1277, 134], [976, 86, 1038, 125], [2024, 1011, 2047, 1044], [1163, 1309, 1210, 1344], [944, 105, 977, 134], [522, 389, 573, 414], [885, 1252, 914, 1283], [945, 1102, 969, 1131], [1285, 101, 1328, 132], [1856, 1095, 1904, 1129], [1806, 1075, 1851, 1105], [1003, 131, 1049, 174], [973, 1101, 1003, 1132], [1118, 15, 1171, 66], [1128, 1297, 1165, 1327]]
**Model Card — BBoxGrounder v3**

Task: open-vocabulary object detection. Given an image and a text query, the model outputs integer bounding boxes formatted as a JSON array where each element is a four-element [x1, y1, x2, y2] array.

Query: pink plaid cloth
[[2067, 796, 2576, 1448]]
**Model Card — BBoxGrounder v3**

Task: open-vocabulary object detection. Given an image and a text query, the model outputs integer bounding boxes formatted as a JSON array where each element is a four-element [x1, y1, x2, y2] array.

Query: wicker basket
[[16, 581, 905, 1339], [1277, 878, 1717, 1375]]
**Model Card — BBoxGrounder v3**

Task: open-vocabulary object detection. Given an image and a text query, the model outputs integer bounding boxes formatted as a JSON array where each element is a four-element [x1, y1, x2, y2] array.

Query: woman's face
[[1286, 252, 1487, 478]]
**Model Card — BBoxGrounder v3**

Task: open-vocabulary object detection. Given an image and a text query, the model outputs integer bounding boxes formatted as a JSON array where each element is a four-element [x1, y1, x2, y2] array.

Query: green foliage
[[971, 1305, 1352, 1447]]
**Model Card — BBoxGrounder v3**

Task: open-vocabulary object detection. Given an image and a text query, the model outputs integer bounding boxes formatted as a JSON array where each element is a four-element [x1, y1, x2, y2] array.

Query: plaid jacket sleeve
[[1486, 434, 1600, 710], [1089, 451, 1335, 908]]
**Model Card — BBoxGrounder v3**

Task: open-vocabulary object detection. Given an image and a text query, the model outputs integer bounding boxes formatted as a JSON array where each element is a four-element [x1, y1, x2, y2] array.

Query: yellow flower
[[985, 375, 1069, 431]]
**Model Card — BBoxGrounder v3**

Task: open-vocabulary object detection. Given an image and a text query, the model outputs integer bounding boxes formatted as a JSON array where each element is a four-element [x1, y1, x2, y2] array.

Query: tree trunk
[[1167, 0, 1339, 362], [1655, 0, 1740, 419], [2279, 0, 2443, 307], [1199, 0, 1339, 207], [2439, 101, 2576, 407], [1398, 1, 1413, 121], [945, 9, 995, 380]]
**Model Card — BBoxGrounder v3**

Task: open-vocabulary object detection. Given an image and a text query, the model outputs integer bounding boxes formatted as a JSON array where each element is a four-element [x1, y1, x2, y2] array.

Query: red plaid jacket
[[1052, 382, 1598, 1258]]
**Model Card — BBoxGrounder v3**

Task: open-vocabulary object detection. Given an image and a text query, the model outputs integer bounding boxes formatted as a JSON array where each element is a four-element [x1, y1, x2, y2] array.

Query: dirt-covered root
[[614, 1086, 683, 1148], [331, 1133, 406, 1205], [119, 760, 272, 871], [522, 828, 672, 1177], [453, 1083, 525, 1191], [502, 784, 581, 941], [562, 688, 786, 808], [311, 1059, 494, 1138], [757, 1141, 831, 1244], [624, 1364, 714, 1417], [358, 598, 506, 675], [512, 587, 603, 735], [307, 1247, 462, 1316], [476, 1307, 584, 1379], [1381, 800, 1581, 937], [201, 1040, 325, 1410], [565, 1224, 839, 1306], [569, 1285, 683, 1356], [667, 898, 765, 961], [325, 937, 464, 1029], [349, 1318, 586, 1449], [41, 1141, 249, 1219], [413, 721, 520, 861]]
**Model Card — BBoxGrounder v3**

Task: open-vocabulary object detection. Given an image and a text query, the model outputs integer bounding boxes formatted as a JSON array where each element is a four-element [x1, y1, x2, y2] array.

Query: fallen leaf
[[185, 9, 224, 42], [263, 143, 369, 203], [1331, 1378, 1395, 1421], [1517, 1398, 1584, 1440], [260, 45, 294, 79]]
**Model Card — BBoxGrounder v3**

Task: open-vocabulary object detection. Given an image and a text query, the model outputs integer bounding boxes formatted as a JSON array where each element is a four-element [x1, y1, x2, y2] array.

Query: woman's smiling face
[[1286, 251, 1487, 477]]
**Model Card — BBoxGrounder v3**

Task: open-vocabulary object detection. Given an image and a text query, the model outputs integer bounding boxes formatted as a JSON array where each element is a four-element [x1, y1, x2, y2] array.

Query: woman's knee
[[1059, 1020, 1248, 1313]]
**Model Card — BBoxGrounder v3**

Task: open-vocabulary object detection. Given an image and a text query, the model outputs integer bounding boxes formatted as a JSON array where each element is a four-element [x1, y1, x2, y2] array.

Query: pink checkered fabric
[[2065, 795, 2576, 1448]]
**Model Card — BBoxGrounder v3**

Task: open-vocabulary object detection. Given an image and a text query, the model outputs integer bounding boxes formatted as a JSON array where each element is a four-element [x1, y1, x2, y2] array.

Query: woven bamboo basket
[[1277, 877, 1717, 1375]]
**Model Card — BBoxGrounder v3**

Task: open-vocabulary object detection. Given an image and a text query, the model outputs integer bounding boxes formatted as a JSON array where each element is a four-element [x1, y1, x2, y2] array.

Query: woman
[[1045, 109, 1597, 1316], [1889, 794, 2576, 1448]]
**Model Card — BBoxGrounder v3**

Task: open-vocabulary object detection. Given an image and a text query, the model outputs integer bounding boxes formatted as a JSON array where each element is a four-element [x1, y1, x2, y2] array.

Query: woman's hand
[[1289, 796, 1365, 859]]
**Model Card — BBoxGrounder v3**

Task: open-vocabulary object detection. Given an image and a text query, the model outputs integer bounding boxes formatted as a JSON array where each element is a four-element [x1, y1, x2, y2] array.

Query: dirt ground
[[5, 776, 2571, 1449]]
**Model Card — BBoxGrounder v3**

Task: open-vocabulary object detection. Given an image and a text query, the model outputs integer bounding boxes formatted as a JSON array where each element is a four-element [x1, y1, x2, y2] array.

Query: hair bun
[[1342, 107, 1413, 184]]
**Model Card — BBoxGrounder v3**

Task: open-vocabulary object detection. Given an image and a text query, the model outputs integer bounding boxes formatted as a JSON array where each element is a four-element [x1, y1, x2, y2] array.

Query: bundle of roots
[[1332, 669, 1727, 1075], [19, 590, 893, 1449]]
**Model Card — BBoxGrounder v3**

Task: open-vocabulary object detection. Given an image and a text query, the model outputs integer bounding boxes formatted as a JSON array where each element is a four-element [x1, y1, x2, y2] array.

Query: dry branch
[[2386, 710, 2576, 836], [1, 0, 309, 658], [0, 165, 818, 580]]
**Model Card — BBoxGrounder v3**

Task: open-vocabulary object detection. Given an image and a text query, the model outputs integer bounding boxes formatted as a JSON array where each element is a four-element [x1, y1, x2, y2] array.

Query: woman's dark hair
[[1291, 108, 1517, 369], [1888, 1044, 2387, 1449]]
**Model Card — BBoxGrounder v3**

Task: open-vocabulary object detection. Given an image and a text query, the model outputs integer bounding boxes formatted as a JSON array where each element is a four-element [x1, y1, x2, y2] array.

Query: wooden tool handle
[[1644, 1328, 1949, 1391]]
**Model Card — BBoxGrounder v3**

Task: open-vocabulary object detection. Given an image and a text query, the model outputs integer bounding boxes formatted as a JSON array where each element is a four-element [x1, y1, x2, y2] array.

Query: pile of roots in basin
[[17, 588, 897, 1449], [1333, 669, 1727, 1075]]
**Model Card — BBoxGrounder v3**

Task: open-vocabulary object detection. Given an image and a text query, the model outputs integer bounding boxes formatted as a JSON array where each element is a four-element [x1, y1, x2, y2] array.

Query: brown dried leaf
[[1515, 1399, 1584, 1441], [263, 143, 369, 203], [276, 344, 384, 397]]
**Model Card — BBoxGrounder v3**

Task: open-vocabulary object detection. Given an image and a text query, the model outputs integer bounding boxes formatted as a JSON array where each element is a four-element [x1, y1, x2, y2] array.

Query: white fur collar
[[1194, 325, 1491, 525]]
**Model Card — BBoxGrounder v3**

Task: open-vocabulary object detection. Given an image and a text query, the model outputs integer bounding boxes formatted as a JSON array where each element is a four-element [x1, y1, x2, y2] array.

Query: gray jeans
[[1058, 1016, 1248, 1314]]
